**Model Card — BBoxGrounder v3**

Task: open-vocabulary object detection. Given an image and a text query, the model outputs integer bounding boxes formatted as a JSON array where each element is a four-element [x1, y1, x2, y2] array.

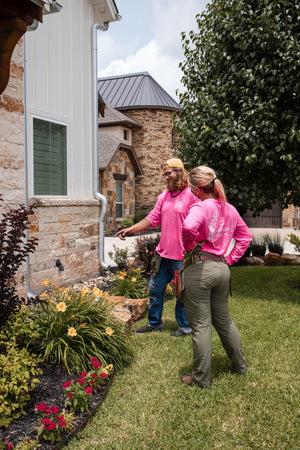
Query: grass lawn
[[65, 266, 300, 449]]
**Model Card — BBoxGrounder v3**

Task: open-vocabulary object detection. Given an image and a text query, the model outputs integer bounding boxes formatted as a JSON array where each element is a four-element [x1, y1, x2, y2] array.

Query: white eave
[[90, 0, 121, 23]]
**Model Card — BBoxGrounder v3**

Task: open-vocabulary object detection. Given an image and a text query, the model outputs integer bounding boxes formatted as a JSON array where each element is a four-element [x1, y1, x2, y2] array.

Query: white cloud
[[98, 0, 209, 100]]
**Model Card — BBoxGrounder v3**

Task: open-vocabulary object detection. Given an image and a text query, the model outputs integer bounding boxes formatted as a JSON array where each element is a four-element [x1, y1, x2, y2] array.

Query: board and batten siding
[[25, 0, 94, 200]]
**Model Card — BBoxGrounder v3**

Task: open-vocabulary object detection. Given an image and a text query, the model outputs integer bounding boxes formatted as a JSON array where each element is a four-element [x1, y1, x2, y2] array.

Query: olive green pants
[[182, 260, 247, 388]]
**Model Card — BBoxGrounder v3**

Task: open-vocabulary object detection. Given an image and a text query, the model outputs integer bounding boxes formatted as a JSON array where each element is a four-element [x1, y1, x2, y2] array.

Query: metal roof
[[98, 72, 180, 111]]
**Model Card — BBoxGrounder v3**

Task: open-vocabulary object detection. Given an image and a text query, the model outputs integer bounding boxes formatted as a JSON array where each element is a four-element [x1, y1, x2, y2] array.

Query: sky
[[97, 0, 209, 101]]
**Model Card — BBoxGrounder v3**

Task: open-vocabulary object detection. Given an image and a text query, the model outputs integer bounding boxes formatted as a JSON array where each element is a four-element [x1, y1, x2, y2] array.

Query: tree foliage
[[174, 0, 300, 214]]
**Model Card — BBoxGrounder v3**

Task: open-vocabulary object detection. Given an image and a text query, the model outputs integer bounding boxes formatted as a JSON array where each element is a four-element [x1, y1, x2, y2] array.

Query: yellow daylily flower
[[67, 327, 77, 337], [41, 279, 50, 286], [118, 276, 124, 280], [92, 287, 102, 297], [40, 292, 48, 298], [81, 286, 91, 296], [131, 277, 137, 282], [106, 364, 113, 371], [105, 327, 115, 336], [57, 302, 67, 312]]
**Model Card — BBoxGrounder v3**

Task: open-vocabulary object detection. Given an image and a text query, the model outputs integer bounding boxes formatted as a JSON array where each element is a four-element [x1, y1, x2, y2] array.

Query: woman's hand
[[114, 227, 132, 240]]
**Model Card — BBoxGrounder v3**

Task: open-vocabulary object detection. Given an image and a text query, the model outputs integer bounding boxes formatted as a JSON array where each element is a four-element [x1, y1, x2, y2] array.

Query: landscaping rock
[[280, 254, 300, 265], [108, 296, 148, 322], [264, 252, 282, 266], [242, 256, 265, 265]]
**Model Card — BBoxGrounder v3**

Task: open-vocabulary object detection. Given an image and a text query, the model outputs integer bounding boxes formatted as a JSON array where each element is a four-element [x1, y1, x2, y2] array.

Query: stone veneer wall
[[0, 39, 25, 208], [121, 108, 177, 215], [21, 199, 102, 298], [100, 148, 136, 232]]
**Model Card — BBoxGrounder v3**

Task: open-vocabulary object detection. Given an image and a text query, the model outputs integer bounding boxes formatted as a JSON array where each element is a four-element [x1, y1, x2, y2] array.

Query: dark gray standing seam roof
[[98, 72, 180, 111]]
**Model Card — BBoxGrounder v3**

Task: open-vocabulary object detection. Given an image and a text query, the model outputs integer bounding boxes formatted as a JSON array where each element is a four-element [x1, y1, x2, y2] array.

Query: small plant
[[121, 218, 134, 228], [264, 233, 284, 255], [0, 440, 14, 450], [131, 233, 160, 272], [108, 244, 129, 269], [35, 403, 73, 444], [0, 343, 42, 428], [164, 282, 175, 300], [63, 357, 113, 413], [112, 268, 148, 299], [27, 281, 134, 373], [250, 235, 267, 257], [287, 233, 300, 253], [0, 197, 38, 328]]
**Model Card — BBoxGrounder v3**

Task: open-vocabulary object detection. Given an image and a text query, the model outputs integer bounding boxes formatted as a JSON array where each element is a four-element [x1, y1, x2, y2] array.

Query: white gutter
[[92, 23, 110, 270]]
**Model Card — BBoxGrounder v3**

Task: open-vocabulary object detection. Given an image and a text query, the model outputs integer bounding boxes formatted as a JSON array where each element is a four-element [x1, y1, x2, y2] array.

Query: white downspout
[[23, 35, 37, 302], [92, 23, 110, 270]]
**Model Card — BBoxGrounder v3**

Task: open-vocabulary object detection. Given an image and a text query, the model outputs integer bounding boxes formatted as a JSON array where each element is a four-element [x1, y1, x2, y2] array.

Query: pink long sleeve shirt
[[146, 187, 198, 260], [182, 199, 252, 266]]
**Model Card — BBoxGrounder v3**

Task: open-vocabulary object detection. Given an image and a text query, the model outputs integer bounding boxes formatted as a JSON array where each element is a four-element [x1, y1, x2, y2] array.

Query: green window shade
[[33, 118, 67, 195], [116, 181, 123, 218]]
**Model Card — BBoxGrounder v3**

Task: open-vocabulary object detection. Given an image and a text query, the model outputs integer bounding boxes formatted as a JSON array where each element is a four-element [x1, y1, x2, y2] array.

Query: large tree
[[175, 0, 300, 215]]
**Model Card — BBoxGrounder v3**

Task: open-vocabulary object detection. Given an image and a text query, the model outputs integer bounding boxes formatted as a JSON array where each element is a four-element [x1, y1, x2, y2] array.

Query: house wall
[[100, 148, 136, 232], [100, 125, 132, 144], [0, 0, 118, 299], [122, 108, 176, 215], [0, 40, 25, 208]]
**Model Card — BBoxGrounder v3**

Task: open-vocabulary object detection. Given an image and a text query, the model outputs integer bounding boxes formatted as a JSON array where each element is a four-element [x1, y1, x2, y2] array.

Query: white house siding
[[0, 0, 120, 299]]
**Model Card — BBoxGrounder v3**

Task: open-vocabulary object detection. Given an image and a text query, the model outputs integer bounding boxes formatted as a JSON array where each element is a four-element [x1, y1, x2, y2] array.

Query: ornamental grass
[[27, 281, 134, 374]]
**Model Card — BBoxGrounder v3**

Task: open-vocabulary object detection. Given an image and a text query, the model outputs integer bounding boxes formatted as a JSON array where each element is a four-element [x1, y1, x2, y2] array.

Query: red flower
[[91, 373, 98, 378], [80, 372, 88, 378], [63, 380, 72, 389], [100, 372, 107, 379], [4, 441, 13, 450], [85, 386, 93, 394], [90, 357, 100, 363], [77, 376, 86, 385], [144, 289, 148, 293], [49, 405, 60, 414], [41, 418, 50, 425], [67, 393, 74, 398], [92, 361, 102, 369], [58, 417, 67, 428], [35, 403, 48, 411], [45, 421, 57, 431]]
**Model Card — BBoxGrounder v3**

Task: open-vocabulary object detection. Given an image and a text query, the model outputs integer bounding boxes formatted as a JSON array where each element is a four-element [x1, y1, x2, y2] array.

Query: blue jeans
[[148, 257, 191, 333]]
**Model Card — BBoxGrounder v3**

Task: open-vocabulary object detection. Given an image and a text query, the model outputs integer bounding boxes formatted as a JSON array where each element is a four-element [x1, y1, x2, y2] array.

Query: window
[[123, 129, 128, 140], [116, 181, 123, 218], [33, 117, 67, 195]]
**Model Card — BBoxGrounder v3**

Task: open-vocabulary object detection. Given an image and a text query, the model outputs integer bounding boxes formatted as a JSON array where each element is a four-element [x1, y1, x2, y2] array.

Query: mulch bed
[[0, 363, 114, 449]]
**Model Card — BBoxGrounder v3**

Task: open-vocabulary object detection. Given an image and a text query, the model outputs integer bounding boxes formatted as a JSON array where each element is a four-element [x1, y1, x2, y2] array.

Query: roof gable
[[98, 72, 180, 111], [99, 103, 141, 128]]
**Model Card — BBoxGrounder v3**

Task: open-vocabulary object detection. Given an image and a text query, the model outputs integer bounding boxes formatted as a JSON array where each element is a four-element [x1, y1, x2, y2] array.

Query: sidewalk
[[104, 228, 300, 268]]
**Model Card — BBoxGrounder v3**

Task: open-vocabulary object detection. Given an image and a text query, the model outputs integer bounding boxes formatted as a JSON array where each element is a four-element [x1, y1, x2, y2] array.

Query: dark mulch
[[0, 364, 113, 449]]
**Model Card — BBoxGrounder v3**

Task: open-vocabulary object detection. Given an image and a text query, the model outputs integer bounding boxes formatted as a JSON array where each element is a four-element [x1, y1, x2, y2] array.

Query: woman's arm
[[114, 218, 152, 240]]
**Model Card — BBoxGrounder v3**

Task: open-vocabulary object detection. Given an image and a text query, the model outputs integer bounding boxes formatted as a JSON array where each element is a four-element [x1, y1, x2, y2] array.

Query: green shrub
[[121, 218, 134, 228], [287, 233, 300, 252], [264, 233, 284, 255], [131, 233, 160, 272], [250, 235, 267, 257], [0, 306, 40, 349], [134, 213, 147, 223], [108, 244, 129, 270], [27, 281, 134, 373], [111, 268, 149, 299], [0, 342, 41, 428]]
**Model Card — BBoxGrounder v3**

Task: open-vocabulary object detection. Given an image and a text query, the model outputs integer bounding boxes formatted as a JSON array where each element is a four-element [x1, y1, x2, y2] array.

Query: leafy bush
[[0, 306, 40, 350], [0, 197, 38, 328], [121, 218, 134, 228], [111, 268, 149, 299], [250, 236, 267, 257], [134, 213, 147, 223], [0, 342, 42, 428], [287, 233, 300, 253], [108, 244, 129, 270], [27, 281, 134, 373], [131, 233, 160, 272]]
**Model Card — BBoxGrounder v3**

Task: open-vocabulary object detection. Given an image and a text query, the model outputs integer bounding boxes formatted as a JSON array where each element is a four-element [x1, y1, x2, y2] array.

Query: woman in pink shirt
[[180, 165, 252, 388]]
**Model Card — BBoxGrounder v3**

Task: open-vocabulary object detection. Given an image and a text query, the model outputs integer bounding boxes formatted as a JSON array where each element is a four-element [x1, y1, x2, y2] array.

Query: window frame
[[115, 180, 124, 219], [31, 115, 68, 198]]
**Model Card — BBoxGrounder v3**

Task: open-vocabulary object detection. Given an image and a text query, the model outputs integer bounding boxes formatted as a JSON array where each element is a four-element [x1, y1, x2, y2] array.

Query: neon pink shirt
[[146, 187, 198, 260], [182, 199, 252, 265]]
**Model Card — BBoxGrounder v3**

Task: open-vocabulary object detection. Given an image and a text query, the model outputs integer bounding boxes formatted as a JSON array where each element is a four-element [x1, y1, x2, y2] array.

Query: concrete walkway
[[104, 228, 300, 268]]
